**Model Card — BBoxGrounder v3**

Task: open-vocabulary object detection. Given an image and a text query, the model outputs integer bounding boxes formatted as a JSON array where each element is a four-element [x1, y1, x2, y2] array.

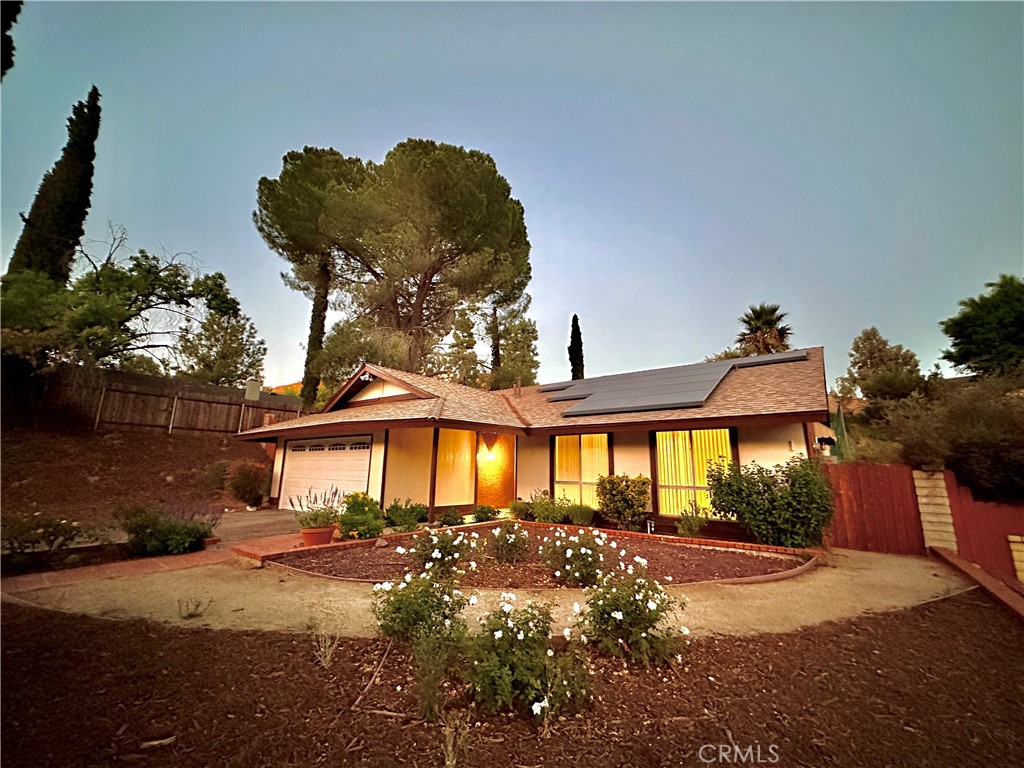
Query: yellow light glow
[[485, 451, 496, 461]]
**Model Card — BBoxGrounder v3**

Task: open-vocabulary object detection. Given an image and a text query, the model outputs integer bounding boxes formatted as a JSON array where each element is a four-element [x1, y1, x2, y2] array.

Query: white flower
[[647, 600, 658, 611], [572, 602, 581, 614], [468, 595, 478, 605], [547, 648, 554, 657], [680, 626, 691, 635], [611, 610, 624, 621], [531, 698, 549, 716], [405, 573, 413, 582], [431, 549, 442, 559], [620, 549, 627, 557], [517, 631, 525, 640], [395, 546, 407, 554], [562, 627, 572, 641], [494, 630, 503, 640], [565, 548, 573, 558], [580, 633, 588, 644], [501, 603, 514, 614]]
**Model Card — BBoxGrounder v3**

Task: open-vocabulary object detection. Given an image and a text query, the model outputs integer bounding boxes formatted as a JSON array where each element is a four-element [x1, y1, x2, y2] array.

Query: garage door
[[279, 436, 373, 510]]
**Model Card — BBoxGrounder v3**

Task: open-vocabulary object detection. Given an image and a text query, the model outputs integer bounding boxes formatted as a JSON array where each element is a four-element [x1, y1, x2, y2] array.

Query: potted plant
[[291, 488, 342, 546]]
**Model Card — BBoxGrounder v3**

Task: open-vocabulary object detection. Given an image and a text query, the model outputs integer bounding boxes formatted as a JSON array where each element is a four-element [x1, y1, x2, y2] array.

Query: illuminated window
[[656, 430, 731, 515], [554, 434, 609, 507]]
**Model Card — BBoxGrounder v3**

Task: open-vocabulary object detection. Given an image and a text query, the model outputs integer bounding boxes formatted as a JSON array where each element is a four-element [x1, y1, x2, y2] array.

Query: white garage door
[[279, 436, 373, 510]]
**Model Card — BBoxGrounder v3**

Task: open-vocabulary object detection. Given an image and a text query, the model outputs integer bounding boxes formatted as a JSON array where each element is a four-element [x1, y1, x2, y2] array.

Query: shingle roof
[[239, 348, 828, 439]]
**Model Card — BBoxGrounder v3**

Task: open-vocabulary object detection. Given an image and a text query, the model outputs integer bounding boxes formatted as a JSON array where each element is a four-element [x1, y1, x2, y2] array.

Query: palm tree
[[735, 303, 793, 355]]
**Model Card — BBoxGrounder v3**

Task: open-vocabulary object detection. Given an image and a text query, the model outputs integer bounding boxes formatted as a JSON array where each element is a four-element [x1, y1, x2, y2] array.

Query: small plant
[[440, 709, 471, 768], [177, 596, 213, 619], [372, 574, 468, 642], [412, 626, 466, 722], [531, 491, 571, 524], [491, 520, 530, 564], [508, 499, 534, 521], [198, 460, 229, 493], [338, 492, 384, 540], [437, 509, 465, 527], [472, 505, 498, 523], [403, 529, 480, 579], [292, 487, 342, 529], [311, 625, 343, 668], [227, 461, 269, 507], [386, 498, 428, 532], [116, 503, 217, 557], [539, 528, 610, 587], [1, 515, 91, 554], [596, 474, 652, 531], [581, 568, 677, 666], [566, 503, 596, 526], [674, 501, 710, 538]]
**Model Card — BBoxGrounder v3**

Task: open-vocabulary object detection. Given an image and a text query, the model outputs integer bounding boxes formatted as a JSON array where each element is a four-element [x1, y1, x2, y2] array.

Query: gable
[[348, 379, 416, 402]]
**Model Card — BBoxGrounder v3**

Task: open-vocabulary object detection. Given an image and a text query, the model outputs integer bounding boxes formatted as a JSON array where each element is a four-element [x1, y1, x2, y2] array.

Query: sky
[[2, 1, 1021, 389]]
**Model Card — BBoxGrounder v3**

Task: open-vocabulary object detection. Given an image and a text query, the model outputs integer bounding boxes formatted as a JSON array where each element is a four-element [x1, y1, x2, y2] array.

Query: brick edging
[[930, 546, 1024, 625]]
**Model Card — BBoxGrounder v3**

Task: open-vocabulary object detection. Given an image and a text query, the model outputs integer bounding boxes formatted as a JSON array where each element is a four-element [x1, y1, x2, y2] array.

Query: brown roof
[[239, 349, 828, 440]]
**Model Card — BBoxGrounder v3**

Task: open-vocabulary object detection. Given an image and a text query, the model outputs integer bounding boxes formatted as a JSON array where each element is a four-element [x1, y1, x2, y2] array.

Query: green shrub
[[472, 505, 499, 523], [674, 501, 710, 538], [467, 597, 590, 720], [1, 515, 92, 554], [491, 520, 530, 564], [508, 499, 534, 521], [291, 487, 342, 528], [706, 458, 835, 548], [412, 628, 466, 722], [437, 509, 465, 527], [386, 498, 428, 531], [539, 528, 610, 587], [402, 529, 480, 579], [532, 492, 571, 524], [198, 460, 229, 493], [595, 474, 652, 531], [338, 492, 385, 540], [294, 507, 338, 529], [581, 569, 677, 666], [116, 504, 215, 557], [372, 574, 468, 642], [227, 461, 269, 507], [566, 504, 595, 526]]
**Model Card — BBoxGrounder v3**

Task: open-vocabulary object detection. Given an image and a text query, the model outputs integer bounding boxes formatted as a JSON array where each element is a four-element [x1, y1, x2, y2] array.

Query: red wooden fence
[[823, 463, 925, 556], [946, 472, 1024, 583]]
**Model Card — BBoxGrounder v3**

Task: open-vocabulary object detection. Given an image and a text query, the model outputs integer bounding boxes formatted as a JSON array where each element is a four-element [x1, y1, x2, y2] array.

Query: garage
[[279, 436, 373, 510]]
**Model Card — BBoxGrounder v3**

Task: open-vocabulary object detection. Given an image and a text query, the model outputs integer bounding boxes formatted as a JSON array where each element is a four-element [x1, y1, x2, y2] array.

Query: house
[[238, 348, 830, 521]]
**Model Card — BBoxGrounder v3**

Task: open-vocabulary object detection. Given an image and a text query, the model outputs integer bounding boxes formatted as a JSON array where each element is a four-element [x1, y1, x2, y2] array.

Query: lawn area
[[2, 591, 1021, 767]]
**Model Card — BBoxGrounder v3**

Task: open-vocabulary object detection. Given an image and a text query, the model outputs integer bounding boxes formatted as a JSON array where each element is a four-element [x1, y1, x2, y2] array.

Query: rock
[[375, 538, 390, 549]]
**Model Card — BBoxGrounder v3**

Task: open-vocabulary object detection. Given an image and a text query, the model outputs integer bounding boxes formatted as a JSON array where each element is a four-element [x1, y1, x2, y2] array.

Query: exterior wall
[[349, 380, 410, 402], [516, 434, 550, 501], [367, 430, 387, 502], [737, 423, 807, 467], [270, 438, 286, 500], [477, 433, 516, 508], [612, 431, 652, 478], [435, 428, 476, 507], [382, 427, 433, 506]]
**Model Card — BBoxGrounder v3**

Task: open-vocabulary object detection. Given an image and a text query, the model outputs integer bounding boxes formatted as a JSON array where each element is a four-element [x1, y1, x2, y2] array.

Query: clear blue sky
[[3, 1, 1021, 388]]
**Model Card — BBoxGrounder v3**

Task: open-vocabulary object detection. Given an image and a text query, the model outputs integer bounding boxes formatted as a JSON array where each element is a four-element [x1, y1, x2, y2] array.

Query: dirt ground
[[9, 548, 971, 638], [2, 590, 1021, 768]]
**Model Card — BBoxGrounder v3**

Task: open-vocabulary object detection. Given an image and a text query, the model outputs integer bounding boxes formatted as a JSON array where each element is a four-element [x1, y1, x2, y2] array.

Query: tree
[[7, 86, 101, 286], [253, 147, 369, 407], [735, 303, 793, 355], [442, 309, 484, 387], [487, 295, 539, 390], [314, 316, 409, 398], [838, 327, 922, 399], [568, 314, 584, 380], [2, 1, 23, 80], [172, 312, 267, 387], [940, 274, 1024, 376]]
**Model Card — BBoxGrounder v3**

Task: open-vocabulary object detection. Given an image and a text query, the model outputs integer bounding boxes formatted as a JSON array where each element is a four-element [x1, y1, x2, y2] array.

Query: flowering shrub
[[338, 492, 384, 540], [1, 515, 92, 554], [467, 595, 590, 720], [581, 566, 678, 666], [538, 528, 611, 587], [491, 520, 530, 564], [596, 474, 652, 531], [371, 573, 468, 642], [403, 529, 480, 579], [291, 487, 342, 528]]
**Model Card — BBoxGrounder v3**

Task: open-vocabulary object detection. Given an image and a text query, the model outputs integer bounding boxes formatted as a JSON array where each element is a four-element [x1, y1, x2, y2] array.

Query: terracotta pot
[[299, 527, 334, 547]]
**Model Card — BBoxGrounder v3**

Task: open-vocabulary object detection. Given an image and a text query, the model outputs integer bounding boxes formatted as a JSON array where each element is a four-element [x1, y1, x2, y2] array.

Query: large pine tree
[[8, 86, 102, 286], [568, 314, 584, 380]]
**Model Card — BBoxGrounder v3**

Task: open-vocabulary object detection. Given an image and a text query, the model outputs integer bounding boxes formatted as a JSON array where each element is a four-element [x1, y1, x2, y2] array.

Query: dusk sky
[[2, 1, 1021, 388]]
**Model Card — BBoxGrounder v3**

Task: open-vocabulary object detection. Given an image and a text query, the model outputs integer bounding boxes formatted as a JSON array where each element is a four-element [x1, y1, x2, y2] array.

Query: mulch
[[273, 526, 800, 588], [2, 590, 1022, 767]]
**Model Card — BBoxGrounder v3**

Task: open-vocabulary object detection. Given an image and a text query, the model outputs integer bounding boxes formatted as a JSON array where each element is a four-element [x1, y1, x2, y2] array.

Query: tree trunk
[[299, 255, 331, 408]]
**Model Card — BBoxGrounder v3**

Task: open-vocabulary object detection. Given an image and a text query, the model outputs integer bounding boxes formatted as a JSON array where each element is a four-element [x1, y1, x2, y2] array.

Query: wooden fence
[[823, 463, 926, 555], [946, 473, 1024, 583]]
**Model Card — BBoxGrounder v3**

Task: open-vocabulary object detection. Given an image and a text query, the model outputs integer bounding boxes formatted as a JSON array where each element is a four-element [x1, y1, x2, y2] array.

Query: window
[[656, 429, 731, 515], [554, 434, 609, 507], [307, 444, 325, 452], [349, 441, 371, 451], [291, 445, 306, 453], [328, 444, 346, 452]]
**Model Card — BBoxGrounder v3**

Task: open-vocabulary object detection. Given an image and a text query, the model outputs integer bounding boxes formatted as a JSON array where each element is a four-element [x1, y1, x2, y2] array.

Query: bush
[[291, 487, 342, 529], [412, 628, 466, 722], [508, 499, 534, 521], [1, 515, 92, 554], [674, 501, 710, 538], [581, 569, 677, 666], [491, 520, 530, 564], [227, 461, 269, 507], [596, 474, 652, 531], [116, 504, 216, 557], [403, 528, 481, 579], [539, 528, 610, 587], [386, 498, 428, 531], [467, 596, 590, 720], [706, 458, 835, 548], [472, 505, 499, 523], [566, 504, 595, 526], [437, 509, 465, 527], [532, 492, 571, 524], [372, 574, 468, 642], [338, 492, 385, 540], [198, 460, 229, 493]]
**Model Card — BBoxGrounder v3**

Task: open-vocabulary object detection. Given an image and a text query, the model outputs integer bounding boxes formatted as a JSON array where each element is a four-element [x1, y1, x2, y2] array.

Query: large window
[[656, 429, 731, 515], [554, 434, 609, 507]]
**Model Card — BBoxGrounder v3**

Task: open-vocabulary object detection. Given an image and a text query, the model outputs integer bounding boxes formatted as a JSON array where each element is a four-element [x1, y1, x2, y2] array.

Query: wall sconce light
[[481, 432, 499, 462]]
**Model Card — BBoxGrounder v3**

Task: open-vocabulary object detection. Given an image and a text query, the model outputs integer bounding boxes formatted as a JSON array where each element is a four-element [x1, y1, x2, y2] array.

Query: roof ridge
[[430, 394, 446, 420]]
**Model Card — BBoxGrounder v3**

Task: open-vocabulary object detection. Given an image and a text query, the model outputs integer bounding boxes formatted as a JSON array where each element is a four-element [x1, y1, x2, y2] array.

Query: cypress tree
[[8, 86, 102, 286], [2, 1, 23, 80], [568, 314, 584, 380]]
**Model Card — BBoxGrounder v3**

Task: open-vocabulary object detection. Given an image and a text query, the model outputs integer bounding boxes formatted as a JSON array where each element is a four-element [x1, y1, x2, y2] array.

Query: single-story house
[[237, 348, 829, 521]]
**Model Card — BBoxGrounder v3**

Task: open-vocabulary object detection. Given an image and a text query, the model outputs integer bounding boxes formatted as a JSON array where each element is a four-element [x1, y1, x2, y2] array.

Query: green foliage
[[706, 458, 835, 547], [531, 491, 571, 524], [566, 504, 595, 527], [294, 507, 339, 529], [372, 574, 468, 642], [172, 312, 266, 387], [508, 499, 535, 521], [674, 503, 710, 538], [472, 505, 499, 523], [198, 460, 229, 493], [227, 462, 268, 507], [116, 504, 215, 557], [1, 515, 91, 554], [386, 498, 427, 532], [412, 628, 466, 722], [838, 327, 922, 400], [7, 86, 101, 286], [581, 569, 678, 666], [568, 314, 584, 381], [539, 528, 610, 587], [338, 492, 385, 539], [439, 309, 485, 387], [595, 474, 652, 531], [404, 529, 480, 579], [940, 274, 1024, 376], [2, 1, 22, 80], [735, 303, 792, 355], [487, 295, 540, 390], [437, 509, 465, 527], [290, 487, 343, 528], [491, 520, 530, 564]]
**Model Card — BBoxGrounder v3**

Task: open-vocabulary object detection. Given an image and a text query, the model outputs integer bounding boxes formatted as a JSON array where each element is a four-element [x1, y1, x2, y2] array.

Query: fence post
[[237, 402, 246, 433], [168, 395, 179, 434], [94, 387, 107, 431]]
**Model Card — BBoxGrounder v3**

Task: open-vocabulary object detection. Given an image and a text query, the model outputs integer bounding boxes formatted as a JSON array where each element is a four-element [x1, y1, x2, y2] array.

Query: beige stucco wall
[[349, 380, 410, 402], [367, 431, 387, 502], [382, 427, 433, 507], [737, 423, 807, 467], [271, 439, 286, 499], [435, 428, 476, 507], [612, 431, 651, 478], [516, 434, 549, 501]]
